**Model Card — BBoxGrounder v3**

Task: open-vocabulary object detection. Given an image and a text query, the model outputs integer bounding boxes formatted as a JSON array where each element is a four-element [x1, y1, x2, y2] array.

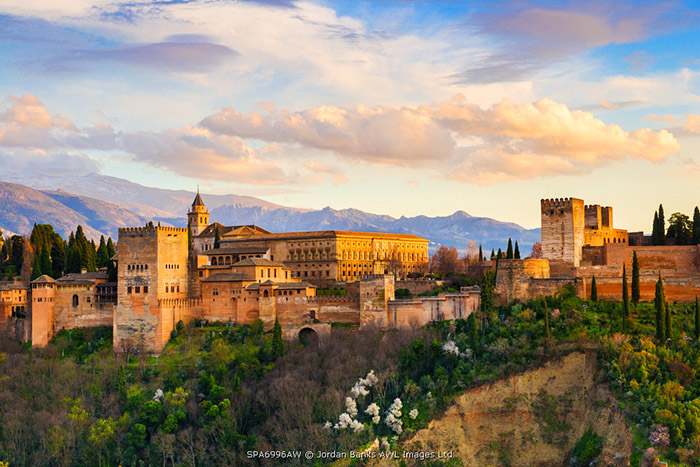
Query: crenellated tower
[[540, 197, 585, 266], [187, 187, 209, 238]]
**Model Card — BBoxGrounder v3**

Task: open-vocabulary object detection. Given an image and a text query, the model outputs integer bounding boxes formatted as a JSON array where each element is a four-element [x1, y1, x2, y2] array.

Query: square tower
[[540, 198, 585, 266], [115, 226, 188, 354]]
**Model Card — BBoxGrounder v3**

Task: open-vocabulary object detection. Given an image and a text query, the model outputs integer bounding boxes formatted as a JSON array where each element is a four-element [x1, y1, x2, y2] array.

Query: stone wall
[[385, 289, 480, 330], [602, 244, 700, 273], [495, 259, 550, 304], [585, 273, 700, 302]]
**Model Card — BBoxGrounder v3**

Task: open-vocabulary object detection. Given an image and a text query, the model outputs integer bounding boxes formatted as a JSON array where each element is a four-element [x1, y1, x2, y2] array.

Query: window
[[144, 286, 149, 293], [127, 287, 132, 294], [213, 288, 219, 296], [177, 286, 180, 293], [72, 294, 79, 307]]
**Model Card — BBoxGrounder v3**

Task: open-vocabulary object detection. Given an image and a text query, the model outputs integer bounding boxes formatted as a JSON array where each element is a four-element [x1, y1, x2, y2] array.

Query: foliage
[[590, 276, 597, 302], [570, 427, 604, 467]]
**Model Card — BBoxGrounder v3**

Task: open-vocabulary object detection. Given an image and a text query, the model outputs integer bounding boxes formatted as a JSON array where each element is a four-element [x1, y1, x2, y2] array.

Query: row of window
[[165, 264, 180, 269], [126, 286, 148, 294], [127, 264, 149, 271]]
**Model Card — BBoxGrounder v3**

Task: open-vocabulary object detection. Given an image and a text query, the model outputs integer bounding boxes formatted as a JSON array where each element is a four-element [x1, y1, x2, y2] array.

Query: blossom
[[409, 409, 418, 419], [442, 340, 460, 356], [334, 413, 352, 430], [346, 397, 358, 418], [349, 419, 364, 432], [323, 421, 332, 429], [153, 389, 164, 401]]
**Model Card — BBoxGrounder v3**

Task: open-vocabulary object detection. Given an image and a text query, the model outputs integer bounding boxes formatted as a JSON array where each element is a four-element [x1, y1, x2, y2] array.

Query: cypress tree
[[51, 240, 66, 279], [514, 241, 520, 259], [497, 248, 502, 259], [490, 248, 495, 259], [655, 274, 666, 342], [66, 243, 82, 273], [40, 245, 52, 277], [468, 312, 479, 353], [693, 207, 700, 245], [480, 273, 494, 324], [695, 296, 699, 341], [665, 302, 671, 342], [590, 276, 598, 302], [506, 239, 513, 259], [631, 252, 640, 307], [96, 236, 109, 269], [31, 248, 43, 280], [478, 245, 483, 262], [622, 265, 630, 328], [272, 318, 284, 357], [652, 211, 659, 244], [214, 225, 221, 249], [658, 204, 666, 245], [106, 237, 116, 259]]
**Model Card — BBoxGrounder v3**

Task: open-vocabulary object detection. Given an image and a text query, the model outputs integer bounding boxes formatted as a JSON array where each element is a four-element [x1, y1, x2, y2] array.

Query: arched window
[[72, 294, 79, 307]]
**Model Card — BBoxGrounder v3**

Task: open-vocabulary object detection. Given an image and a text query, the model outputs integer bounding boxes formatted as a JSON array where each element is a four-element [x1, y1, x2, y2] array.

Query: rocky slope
[[402, 351, 632, 466]]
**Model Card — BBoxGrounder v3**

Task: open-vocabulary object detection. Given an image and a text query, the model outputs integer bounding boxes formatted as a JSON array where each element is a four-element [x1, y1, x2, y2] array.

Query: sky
[[1, 0, 699, 231]]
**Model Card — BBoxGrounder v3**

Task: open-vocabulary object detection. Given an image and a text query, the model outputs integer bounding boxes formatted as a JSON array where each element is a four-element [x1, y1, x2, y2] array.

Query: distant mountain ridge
[[0, 173, 541, 251]]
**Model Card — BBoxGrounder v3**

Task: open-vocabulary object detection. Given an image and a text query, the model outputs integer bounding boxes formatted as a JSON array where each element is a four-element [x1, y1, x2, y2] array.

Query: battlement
[[541, 198, 578, 211], [118, 226, 188, 237]]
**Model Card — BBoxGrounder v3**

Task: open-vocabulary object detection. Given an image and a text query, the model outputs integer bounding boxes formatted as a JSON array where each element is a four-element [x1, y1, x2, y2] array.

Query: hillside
[[0, 181, 147, 240], [404, 352, 632, 466], [0, 172, 541, 250]]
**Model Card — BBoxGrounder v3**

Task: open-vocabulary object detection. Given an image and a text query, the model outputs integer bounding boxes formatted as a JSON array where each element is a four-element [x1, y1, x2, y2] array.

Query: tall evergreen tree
[[478, 245, 483, 262], [106, 237, 116, 259], [656, 204, 666, 245], [590, 276, 598, 302], [652, 211, 661, 245], [468, 312, 479, 353], [214, 225, 221, 249], [51, 240, 66, 278], [30, 248, 42, 280], [665, 302, 671, 342], [480, 273, 494, 325], [40, 245, 52, 277], [622, 265, 630, 328], [490, 248, 495, 259], [655, 274, 666, 342], [96, 236, 109, 269], [272, 318, 285, 357], [66, 242, 82, 273], [695, 296, 700, 341], [506, 238, 513, 259], [497, 248, 502, 259], [514, 241, 520, 259], [10, 236, 24, 273], [631, 252, 640, 307], [693, 207, 700, 245]]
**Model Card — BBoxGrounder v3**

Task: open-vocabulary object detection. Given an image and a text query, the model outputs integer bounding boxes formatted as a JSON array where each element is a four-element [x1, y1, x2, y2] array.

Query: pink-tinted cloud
[[200, 104, 456, 165], [648, 113, 700, 136], [0, 94, 76, 148]]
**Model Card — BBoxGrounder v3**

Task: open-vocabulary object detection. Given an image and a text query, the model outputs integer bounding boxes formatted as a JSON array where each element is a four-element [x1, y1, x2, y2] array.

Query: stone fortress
[[4, 191, 480, 354], [496, 197, 700, 304]]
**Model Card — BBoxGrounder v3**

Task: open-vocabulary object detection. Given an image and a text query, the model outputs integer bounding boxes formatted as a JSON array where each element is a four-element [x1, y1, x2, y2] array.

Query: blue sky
[[1, 0, 699, 233]]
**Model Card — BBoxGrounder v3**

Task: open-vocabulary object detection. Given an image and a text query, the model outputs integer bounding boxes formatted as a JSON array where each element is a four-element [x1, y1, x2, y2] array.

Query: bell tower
[[188, 187, 209, 237]]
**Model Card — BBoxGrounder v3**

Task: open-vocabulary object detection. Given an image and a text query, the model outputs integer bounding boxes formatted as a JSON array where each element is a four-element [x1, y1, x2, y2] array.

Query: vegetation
[[570, 427, 604, 467]]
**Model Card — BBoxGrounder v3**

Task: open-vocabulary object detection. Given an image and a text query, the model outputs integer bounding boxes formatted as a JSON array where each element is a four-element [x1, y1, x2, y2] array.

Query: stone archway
[[298, 327, 318, 348]]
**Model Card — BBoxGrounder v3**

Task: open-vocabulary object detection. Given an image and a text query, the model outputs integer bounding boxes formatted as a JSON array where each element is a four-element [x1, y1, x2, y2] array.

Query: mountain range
[[0, 172, 541, 252]]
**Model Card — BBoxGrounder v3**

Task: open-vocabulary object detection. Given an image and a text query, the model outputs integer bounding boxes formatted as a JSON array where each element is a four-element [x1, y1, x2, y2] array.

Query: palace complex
[[495, 197, 700, 304], [3, 192, 480, 354]]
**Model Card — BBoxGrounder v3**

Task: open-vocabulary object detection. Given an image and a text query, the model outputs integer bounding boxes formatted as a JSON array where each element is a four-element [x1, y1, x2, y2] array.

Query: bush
[[570, 427, 604, 466]]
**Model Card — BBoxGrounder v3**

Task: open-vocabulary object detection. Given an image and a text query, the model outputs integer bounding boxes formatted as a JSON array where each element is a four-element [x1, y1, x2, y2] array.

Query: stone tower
[[30, 275, 56, 347], [114, 226, 189, 354], [540, 198, 585, 266], [187, 188, 209, 238]]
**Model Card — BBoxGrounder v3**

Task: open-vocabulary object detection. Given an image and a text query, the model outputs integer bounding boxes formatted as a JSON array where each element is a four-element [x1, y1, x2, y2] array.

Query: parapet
[[541, 197, 573, 209], [119, 226, 188, 237]]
